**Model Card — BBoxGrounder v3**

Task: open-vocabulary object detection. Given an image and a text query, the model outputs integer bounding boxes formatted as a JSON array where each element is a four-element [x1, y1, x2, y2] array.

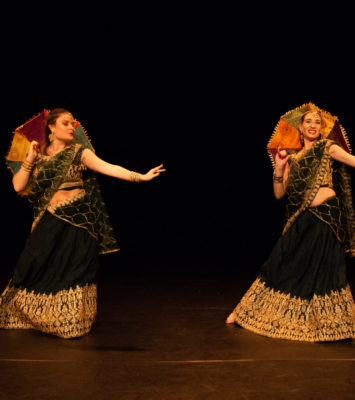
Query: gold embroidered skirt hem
[[0, 283, 97, 339], [231, 278, 355, 342]]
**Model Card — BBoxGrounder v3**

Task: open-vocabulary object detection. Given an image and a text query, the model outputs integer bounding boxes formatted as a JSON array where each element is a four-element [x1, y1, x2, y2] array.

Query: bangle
[[21, 160, 35, 172], [273, 172, 283, 183], [130, 171, 142, 183]]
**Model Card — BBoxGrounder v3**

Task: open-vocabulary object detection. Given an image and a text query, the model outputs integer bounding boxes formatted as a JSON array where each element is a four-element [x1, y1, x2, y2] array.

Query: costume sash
[[25, 144, 119, 255], [285, 139, 355, 256], [26, 144, 80, 231]]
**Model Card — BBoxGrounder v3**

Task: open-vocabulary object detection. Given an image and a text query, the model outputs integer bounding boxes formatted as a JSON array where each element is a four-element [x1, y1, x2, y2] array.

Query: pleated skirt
[[0, 211, 99, 339], [230, 209, 355, 342]]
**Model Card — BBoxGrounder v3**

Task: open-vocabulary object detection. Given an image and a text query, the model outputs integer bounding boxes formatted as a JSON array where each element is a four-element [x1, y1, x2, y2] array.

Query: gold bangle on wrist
[[130, 171, 142, 183], [21, 159, 35, 172]]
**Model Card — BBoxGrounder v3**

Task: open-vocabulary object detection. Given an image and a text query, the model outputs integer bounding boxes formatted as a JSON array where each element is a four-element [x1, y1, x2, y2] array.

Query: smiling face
[[299, 111, 323, 142], [49, 113, 75, 144]]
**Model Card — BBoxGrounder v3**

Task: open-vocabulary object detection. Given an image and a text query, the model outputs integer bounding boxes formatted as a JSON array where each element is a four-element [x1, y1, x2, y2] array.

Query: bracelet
[[21, 166, 33, 172], [130, 171, 142, 183], [273, 172, 283, 183], [21, 159, 35, 172]]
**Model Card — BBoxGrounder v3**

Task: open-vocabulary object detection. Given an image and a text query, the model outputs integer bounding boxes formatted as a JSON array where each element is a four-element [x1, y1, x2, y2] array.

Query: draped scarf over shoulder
[[25, 144, 119, 255], [285, 139, 355, 256]]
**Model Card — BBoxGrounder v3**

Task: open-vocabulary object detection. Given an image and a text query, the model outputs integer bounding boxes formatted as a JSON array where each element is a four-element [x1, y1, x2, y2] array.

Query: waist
[[308, 194, 338, 210], [57, 180, 84, 190], [48, 188, 86, 210]]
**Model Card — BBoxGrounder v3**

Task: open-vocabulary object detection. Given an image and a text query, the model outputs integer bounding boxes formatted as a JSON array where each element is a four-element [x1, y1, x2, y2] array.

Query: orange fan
[[267, 102, 351, 167]]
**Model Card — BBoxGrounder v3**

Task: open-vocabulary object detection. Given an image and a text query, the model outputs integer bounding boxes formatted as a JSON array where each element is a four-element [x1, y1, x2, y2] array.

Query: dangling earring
[[49, 132, 54, 142], [299, 131, 304, 146]]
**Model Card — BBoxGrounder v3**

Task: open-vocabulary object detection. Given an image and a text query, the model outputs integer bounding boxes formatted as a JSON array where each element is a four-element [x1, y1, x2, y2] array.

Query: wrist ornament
[[273, 171, 283, 183], [21, 159, 35, 172], [130, 171, 143, 183]]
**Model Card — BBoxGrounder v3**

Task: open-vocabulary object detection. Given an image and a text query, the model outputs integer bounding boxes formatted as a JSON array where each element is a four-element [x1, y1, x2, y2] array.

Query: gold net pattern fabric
[[284, 139, 355, 256], [48, 172, 119, 255], [25, 144, 79, 230], [26, 144, 119, 254]]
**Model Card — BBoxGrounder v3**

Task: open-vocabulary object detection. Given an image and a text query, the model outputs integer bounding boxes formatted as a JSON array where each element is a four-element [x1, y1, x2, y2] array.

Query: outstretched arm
[[81, 148, 165, 182], [329, 144, 355, 167]]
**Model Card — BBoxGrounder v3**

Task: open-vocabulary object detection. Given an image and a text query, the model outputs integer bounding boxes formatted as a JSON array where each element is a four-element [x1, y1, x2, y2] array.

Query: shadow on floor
[[0, 265, 354, 400]]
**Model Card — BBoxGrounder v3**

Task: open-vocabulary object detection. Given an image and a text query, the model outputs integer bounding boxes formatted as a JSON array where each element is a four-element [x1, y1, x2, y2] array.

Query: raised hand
[[26, 141, 40, 163], [275, 150, 290, 173]]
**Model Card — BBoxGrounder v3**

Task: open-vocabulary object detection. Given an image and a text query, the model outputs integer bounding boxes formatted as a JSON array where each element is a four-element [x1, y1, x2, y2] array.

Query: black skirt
[[259, 210, 347, 300], [230, 209, 355, 342], [0, 211, 99, 338]]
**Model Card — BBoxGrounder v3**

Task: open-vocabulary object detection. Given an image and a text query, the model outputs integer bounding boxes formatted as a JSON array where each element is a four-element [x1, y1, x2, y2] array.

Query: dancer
[[0, 108, 165, 338], [226, 103, 355, 342]]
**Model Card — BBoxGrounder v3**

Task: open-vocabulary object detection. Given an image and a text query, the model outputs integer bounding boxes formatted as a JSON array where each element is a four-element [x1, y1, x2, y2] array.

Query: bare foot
[[225, 313, 236, 324]]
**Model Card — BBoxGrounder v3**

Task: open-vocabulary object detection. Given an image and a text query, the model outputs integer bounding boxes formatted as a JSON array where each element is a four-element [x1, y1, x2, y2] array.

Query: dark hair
[[41, 108, 72, 153]]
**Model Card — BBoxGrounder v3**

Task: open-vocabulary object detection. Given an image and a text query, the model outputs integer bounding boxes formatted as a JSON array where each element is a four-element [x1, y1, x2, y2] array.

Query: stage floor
[[0, 269, 354, 400]]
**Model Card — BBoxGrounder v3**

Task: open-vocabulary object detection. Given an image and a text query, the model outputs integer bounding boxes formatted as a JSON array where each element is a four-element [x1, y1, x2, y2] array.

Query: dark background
[[2, 6, 355, 279]]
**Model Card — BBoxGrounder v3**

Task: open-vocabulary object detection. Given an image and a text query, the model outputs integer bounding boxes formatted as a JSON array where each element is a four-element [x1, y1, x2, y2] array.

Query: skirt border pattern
[[0, 283, 97, 339], [233, 278, 355, 342]]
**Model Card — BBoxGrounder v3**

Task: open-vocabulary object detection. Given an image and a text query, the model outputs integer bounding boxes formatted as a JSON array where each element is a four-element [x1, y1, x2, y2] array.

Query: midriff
[[310, 187, 336, 207], [50, 188, 83, 205]]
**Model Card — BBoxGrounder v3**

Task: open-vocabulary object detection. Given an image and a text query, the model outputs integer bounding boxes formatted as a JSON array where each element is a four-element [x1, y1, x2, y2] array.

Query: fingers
[[275, 153, 289, 164], [279, 150, 288, 159], [26, 141, 40, 163], [154, 163, 165, 170], [151, 171, 165, 177], [30, 141, 40, 153], [152, 164, 166, 173], [145, 164, 166, 180]]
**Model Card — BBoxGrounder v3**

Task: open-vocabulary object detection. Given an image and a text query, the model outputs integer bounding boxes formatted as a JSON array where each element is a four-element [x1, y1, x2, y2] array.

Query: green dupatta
[[284, 139, 355, 256], [25, 144, 119, 255]]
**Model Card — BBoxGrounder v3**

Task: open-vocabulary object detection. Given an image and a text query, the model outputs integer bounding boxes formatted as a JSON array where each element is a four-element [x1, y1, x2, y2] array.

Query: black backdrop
[[2, 11, 355, 278]]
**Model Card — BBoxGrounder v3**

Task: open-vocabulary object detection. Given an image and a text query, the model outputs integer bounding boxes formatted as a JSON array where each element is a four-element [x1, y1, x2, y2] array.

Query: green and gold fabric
[[26, 143, 119, 255]]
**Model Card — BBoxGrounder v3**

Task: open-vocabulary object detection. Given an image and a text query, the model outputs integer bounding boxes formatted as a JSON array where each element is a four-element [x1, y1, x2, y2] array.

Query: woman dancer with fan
[[0, 108, 165, 338], [226, 103, 355, 342]]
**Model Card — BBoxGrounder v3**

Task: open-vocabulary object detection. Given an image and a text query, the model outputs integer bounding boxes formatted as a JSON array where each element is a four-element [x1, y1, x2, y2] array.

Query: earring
[[299, 132, 304, 146], [49, 132, 54, 142]]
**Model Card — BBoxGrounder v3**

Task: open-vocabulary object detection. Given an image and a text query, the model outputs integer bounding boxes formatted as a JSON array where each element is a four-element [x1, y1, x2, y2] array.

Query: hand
[[26, 141, 40, 163], [274, 150, 290, 174], [141, 164, 166, 182]]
